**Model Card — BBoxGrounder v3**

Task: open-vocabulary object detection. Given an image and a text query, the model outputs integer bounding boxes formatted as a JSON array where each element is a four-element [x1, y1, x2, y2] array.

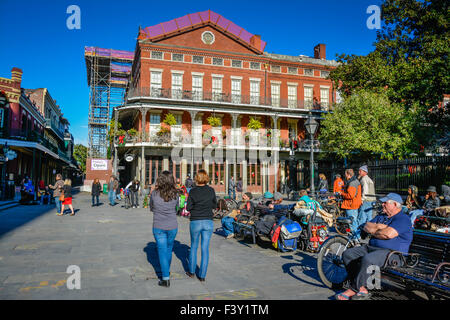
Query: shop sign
[[91, 159, 108, 171]]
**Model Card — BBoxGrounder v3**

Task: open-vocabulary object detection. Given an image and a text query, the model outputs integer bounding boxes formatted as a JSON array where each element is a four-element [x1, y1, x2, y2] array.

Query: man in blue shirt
[[336, 193, 413, 300]]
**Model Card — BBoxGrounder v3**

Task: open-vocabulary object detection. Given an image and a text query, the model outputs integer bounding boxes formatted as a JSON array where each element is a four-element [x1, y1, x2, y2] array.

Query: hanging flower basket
[[247, 117, 262, 130], [207, 116, 221, 127], [163, 113, 177, 126]]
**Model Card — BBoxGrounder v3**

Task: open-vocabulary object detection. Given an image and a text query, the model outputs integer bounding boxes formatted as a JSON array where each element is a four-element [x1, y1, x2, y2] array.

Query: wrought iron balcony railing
[[127, 87, 330, 111]]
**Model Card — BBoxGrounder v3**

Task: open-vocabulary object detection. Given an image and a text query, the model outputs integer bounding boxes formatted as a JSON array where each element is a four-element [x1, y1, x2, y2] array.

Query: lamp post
[[305, 115, 318, 195]]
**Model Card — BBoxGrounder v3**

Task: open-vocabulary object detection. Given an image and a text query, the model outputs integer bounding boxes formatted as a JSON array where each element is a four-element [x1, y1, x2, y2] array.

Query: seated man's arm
[[364, 222, 388, 235], [372, 226, 399, 240]]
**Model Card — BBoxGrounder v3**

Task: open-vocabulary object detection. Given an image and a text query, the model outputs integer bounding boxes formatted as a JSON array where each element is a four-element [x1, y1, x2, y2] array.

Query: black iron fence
[[312, 156, 450, 196]]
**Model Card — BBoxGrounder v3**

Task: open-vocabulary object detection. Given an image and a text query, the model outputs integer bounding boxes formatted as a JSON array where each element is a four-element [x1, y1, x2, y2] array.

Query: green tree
[[319, 90, 417, 160], [73, 144, 88, 173], [330, 0, 450, 150]]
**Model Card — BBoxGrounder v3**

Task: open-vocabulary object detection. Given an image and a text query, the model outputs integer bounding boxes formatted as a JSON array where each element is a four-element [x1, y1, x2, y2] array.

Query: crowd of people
[[311, 166, 448, 300]]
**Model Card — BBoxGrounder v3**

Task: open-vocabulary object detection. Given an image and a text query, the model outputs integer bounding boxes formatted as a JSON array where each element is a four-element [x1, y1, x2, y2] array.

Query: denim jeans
[[40, 194, 50, 205], [346, 209, 360, 235], [357, 201, 374, 236], [221, 216, 235, 236], [189, 219, 214, 279], [228, 189, 236, 200], [153, 228, 178, 280], [108, 190, 116, 205], [130, 190, 139, 207], [409, 209, 424, 226], [54, 197, 62, 214], [92, 195, 99, 206]]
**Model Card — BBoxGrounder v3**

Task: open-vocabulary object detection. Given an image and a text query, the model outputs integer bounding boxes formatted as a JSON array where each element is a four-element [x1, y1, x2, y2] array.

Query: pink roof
[[140, 10, 266, 53]]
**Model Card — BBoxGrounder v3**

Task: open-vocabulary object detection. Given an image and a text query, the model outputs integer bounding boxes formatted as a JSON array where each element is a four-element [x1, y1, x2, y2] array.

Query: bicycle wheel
[[317, 236, 352, 289]]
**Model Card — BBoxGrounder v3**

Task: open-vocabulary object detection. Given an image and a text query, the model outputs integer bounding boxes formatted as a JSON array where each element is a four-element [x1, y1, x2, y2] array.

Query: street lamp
[[305, 115, 318, 194]]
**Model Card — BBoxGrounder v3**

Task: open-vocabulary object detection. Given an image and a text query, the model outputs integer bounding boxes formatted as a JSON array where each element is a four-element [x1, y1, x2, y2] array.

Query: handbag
[[59, 191, 65, 202]]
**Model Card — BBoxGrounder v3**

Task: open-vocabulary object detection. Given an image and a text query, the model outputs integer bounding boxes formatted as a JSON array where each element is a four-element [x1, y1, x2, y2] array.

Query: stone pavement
[[0, 190, 335, 300]]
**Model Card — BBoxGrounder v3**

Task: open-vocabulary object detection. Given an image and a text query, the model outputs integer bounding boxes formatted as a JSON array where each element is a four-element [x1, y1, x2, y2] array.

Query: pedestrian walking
[[149, 171, 179, 288], [108, 176, 119, 206], [59, 179, 75, 216], [126, 178, 141, 208], [185, 169, 217, 282], [357, 165, 377, 232], [48, 174, 65, 214], [236, 177, 243, 199], [228, 175, 236, 200], [341, 169, 362, 236], [91, 178, 101, 207], [185, 174, 194, 194]]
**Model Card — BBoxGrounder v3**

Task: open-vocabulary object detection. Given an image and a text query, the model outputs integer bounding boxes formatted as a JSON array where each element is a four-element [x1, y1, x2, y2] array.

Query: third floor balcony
[[127, 87, 330, 112]]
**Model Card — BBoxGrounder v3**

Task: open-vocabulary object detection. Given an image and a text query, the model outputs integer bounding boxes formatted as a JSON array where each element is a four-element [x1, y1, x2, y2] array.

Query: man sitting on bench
[[221, 192, 255, 239], [337, 193, 413, 300]]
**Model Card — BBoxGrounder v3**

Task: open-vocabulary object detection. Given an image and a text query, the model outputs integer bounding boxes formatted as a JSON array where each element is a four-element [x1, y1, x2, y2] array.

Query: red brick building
[[0, 68, 79, 199], [114, 10, 340, 194]]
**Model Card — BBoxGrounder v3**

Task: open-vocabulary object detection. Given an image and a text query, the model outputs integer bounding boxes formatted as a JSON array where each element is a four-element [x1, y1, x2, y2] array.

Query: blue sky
[[0, 0, 382, 146]]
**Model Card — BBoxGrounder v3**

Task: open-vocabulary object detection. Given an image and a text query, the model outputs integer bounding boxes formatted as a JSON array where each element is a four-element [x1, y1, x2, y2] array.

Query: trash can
[[103, 183, 108, 194]]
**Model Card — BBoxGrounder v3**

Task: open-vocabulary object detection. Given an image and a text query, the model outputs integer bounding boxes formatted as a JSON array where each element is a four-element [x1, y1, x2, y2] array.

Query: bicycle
[[317, 201, 383, 289], [316, 221, 363, 289], [313, 193, 348, 236]]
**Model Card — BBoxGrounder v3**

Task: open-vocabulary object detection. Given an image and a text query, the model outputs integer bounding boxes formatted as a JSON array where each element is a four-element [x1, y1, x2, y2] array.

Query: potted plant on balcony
[[163, 113, 177, 127], [156, 127, 170, 144], [207, 115, 221, 128], [247, 117, 262, 131], [127, 128, 138, 143]]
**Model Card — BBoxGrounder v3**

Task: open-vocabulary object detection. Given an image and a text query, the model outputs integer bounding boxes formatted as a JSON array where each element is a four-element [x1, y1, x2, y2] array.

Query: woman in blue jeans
[[186, 169, 217, 282], [150, 171, 179, 288]]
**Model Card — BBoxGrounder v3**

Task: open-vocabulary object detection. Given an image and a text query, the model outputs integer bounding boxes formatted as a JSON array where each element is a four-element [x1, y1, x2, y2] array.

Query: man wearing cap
[[357, 165, 377, 238], [337, 193, 413, 300], [409, 186, 441, 226]]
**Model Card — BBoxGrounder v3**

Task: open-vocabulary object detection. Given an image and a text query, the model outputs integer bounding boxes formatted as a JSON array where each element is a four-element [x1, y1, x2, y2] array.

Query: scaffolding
[[84, 47, 133, 158]]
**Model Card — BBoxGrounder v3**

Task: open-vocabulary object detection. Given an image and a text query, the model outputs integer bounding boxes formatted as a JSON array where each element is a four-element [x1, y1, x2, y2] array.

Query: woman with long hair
[[185, 169, 217, 282], [59, 179, 75, 216], [149, 170, 179, 287]]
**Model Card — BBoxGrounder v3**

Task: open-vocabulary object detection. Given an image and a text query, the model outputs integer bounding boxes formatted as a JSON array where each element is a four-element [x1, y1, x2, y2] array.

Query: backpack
[[270, 216, 302, 252]]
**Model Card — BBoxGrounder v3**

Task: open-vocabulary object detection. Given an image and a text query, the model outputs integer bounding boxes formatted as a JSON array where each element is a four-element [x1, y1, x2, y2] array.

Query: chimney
[[250, 35, 262, 51], [11, 67, 23, 84], [314, 44, 326, 60]]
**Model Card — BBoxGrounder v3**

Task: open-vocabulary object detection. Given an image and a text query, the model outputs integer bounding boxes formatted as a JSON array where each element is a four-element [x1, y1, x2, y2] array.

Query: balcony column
[[113, 108, 119, 177], [189, 111, 198, 177], [140, 108, 148, 184], [231, 114, 238, 181], [271, 115, 279, 193]]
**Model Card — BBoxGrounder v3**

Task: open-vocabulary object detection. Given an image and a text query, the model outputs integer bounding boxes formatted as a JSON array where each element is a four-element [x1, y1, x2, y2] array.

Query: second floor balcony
[[45, 119, 65, 141], [115, 128, 321, 152], [127, 87, 330, 112]]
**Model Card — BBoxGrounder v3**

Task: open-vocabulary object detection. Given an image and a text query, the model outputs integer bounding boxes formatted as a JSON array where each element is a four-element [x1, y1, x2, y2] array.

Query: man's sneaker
[[226, 233, 235, 239]]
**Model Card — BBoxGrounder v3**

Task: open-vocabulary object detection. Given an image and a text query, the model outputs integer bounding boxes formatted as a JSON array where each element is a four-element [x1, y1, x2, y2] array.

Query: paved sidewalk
[[0, 191, 335, 300]]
